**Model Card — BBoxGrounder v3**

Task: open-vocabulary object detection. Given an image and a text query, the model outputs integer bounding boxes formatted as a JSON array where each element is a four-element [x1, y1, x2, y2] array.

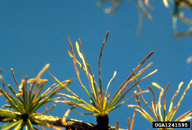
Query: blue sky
[[0, 1, 192, 129]]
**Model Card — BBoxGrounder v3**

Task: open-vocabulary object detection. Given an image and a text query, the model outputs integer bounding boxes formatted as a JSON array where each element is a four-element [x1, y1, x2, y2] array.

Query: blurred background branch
[[98, 0, 192, 37]]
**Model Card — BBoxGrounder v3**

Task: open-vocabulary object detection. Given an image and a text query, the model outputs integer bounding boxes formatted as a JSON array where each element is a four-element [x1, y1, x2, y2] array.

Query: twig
[[0, 110, 127, 130]]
